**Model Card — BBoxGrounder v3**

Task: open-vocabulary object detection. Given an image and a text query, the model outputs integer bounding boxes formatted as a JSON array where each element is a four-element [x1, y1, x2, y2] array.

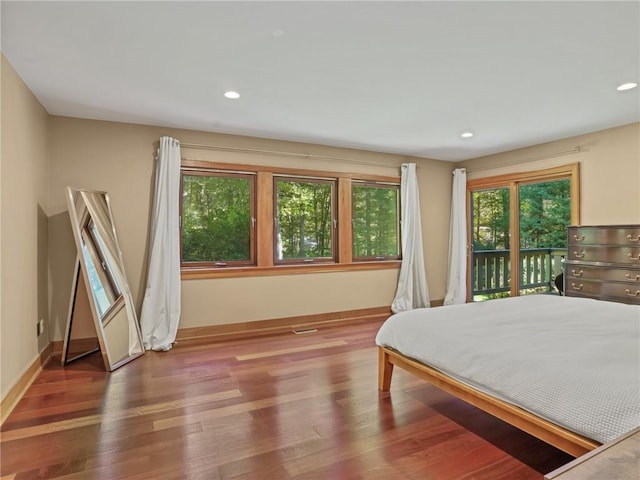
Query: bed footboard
[[376, 346, 599, 457]]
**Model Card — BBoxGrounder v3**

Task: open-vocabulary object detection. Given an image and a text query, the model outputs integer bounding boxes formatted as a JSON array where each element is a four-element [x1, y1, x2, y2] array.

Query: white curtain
[[391, 163, 430, 313], [444, 168, 467, 305], [140, 136, 182, 351]]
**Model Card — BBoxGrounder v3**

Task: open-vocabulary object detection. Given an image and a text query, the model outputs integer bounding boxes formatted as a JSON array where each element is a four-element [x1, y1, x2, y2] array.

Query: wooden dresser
[[565, 225, 640, 305]]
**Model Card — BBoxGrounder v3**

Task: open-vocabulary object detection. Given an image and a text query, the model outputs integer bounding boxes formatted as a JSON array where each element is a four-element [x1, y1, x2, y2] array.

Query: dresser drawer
[[565, 279, 602, 297], [602, 283, 640, 304], [568, 226, 640, 246], [565, 279, 640, 305], [568, 246, 640, 265], [565, 264, 640, 283]]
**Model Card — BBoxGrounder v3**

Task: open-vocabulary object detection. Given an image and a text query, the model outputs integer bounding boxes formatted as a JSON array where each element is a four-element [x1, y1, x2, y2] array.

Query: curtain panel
[[444, 168, 467, 305], [391, 163, 430, 313], [140, 136, 182, 351]]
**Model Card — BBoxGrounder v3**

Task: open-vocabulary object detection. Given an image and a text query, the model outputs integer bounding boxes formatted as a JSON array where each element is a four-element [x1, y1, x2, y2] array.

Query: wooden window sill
[[181, 260, 401, 280]]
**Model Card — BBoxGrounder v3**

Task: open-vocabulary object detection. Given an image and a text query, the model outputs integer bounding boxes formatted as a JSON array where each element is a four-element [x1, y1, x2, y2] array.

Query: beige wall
[[459, 123, 640, 225], [1, 56, 50, 400], [48, 117, 453, 338]]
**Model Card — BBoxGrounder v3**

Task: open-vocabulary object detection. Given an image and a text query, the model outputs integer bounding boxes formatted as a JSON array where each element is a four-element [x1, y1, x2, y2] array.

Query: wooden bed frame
[[378, 346, 601, 457]]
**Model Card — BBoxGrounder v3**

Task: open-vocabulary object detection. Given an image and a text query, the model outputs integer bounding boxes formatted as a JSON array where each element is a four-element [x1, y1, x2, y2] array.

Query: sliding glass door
[[468, 164, 579, 301]]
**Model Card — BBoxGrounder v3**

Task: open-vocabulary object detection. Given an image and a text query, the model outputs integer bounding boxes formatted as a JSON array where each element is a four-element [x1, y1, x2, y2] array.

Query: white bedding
[[375, 295, 640, 444]]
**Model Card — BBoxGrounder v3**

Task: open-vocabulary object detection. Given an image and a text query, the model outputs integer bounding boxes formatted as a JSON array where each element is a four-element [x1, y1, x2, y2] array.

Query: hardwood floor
[[0, 319, 572, 479]]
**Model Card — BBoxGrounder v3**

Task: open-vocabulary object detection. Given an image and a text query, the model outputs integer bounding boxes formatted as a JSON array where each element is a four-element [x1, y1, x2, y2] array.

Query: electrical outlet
[[37, 319, 44, 336]]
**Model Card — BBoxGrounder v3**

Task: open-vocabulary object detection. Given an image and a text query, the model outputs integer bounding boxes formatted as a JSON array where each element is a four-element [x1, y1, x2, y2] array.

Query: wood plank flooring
[[0, 319, 573, 479]]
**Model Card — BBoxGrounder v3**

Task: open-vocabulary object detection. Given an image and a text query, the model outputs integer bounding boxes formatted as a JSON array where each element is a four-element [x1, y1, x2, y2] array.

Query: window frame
[[273, 175, 337, 265], [180, 168, 257, 268], [179, 159, 402, 279], [351, 181, 401, 262]]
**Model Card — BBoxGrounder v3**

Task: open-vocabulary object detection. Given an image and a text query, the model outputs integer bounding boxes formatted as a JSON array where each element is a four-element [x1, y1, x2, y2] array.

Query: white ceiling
[[2, 1, 639, 162]]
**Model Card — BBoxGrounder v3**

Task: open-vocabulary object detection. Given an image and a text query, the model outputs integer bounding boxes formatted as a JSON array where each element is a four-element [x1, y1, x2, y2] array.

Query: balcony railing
[[473, 248, 566, 296]]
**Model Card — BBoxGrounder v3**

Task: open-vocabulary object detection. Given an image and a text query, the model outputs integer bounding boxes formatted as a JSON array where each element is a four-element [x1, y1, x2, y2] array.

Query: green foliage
[[276, 180, 333, 259], [353, 185, 399, 257], [182, 175, 403, 264], [472, 188, 510, 250], [518, 180, 570, 248], [471, 180, 570, 250], [182, 175, 251, 262], [474, 291, 511, 301]]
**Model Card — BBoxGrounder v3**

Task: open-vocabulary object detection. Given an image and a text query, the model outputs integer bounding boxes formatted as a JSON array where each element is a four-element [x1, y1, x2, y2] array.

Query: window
[[274, 177, 336, 263], [181, 171, 255, 267], [179, 160, 402, 278], [352, 182, 400, 260]]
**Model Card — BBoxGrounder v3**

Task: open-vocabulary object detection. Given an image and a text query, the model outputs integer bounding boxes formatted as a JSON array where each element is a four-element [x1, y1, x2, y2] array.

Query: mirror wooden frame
[[62, 187, 145, 371]]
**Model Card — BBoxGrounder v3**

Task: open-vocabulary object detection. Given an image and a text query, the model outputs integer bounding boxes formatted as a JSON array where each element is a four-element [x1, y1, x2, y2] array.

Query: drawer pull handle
[[571, 269, 584, 277], [572, 251, 586, 258], [572, 234, 585, 241], [627, 234, 640, 242], [571, 283, 584, 291], [626, 274, 640, 282], [628, 253, 640, 261], [625, 289, 640, 297]]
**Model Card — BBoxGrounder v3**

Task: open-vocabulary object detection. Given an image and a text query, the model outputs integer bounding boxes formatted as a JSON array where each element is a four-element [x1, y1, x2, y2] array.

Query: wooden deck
[[0, 319, 572, 479]]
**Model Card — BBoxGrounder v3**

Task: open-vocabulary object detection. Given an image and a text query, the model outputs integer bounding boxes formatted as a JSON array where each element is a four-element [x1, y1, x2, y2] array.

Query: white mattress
[[375, 295, 640, 444]]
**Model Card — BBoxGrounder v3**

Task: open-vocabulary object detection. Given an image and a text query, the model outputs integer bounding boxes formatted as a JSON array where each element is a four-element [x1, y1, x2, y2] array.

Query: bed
[[376, 294, 640, 457]]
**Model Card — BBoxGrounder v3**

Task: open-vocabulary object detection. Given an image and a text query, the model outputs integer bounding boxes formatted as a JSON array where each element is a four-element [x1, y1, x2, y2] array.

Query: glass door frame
[[466, 163, 581, 301]]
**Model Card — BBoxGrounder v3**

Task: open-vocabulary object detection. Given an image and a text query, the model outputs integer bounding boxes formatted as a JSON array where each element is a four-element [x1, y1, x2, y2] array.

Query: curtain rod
[[464, 146, 583, 173], [179, 142, 401, 169]]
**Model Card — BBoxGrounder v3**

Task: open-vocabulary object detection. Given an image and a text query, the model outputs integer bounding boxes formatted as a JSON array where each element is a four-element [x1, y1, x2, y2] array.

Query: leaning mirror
[[62, 187, 144, 371]]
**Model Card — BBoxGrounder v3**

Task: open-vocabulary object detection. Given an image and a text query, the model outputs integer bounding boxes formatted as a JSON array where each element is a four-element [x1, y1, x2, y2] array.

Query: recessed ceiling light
[[616, 82, 638, 91], [461, 132, 474, 138], [224, 91, 240, 99]]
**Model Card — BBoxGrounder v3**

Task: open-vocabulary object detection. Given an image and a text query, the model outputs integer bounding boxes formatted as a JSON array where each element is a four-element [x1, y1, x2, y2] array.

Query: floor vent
[[292, 327, 318, 335]]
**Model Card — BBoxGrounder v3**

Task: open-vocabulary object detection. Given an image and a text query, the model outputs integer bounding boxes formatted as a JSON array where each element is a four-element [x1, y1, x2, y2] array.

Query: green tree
[[276, 180, 333, 259], [182, 175, 251, 262], [472, 188, 510, 250], [353, 185, 399, 257], [472, 180, 570, 251], [519, 180, 570, 249]]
